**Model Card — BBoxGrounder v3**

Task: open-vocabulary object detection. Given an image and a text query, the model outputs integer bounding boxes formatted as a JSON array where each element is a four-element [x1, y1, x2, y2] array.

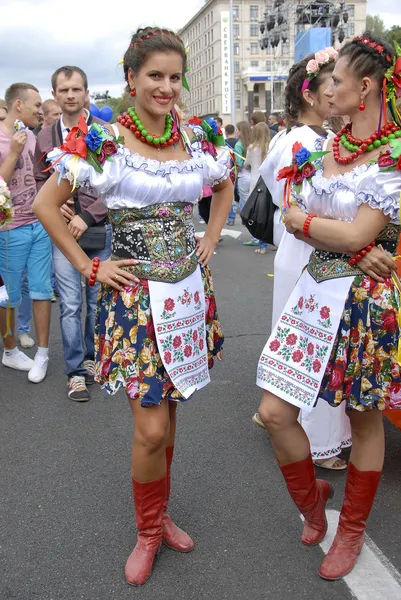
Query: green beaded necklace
[[117, 108, 181, 148]]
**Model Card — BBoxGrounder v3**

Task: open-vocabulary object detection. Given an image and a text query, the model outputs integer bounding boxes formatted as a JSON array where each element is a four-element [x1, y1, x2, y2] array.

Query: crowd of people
[[1, 22, 401, 589]]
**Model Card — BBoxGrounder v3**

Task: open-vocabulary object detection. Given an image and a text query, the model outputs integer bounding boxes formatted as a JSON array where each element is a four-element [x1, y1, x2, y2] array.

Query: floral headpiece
[[301, 47, 338, 93], [353, 36, 401, 128]]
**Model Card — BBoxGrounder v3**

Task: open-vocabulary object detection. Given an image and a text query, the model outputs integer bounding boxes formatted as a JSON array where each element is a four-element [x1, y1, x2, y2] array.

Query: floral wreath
[[301, 47, 338, 93], [0, 176, 13, 229]]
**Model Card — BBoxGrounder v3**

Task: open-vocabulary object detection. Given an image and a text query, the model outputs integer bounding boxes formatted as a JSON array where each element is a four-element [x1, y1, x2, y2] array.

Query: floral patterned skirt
[[320, 274, 401, 411], [94, 266, 223, 407]]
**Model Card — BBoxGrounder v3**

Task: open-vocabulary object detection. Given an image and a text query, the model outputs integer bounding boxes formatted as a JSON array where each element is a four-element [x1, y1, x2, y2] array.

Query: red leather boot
[[280, 455, 334, 545], [125, 476, 165, 586], [319, 462, 382, 580], [163, 446, 195, 552]]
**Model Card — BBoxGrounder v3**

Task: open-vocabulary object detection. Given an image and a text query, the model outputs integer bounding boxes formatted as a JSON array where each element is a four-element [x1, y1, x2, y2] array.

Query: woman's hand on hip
[[196, 234, 217, 267], [84, 258, 140, 290], [357, 246, 397, 282]]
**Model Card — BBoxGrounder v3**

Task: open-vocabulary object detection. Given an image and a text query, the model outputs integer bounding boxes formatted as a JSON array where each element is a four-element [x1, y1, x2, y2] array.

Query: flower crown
[[301, 47, 338, 93]]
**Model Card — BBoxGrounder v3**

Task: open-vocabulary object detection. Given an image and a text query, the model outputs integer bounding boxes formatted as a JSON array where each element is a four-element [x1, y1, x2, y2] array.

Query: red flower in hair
[[188, 116, 202, 125], [376, 45, 384, 53]]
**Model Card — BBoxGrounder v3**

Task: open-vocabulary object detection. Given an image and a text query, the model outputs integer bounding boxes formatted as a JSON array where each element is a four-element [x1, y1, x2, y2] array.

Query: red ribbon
[[276, 143, 303, 209]]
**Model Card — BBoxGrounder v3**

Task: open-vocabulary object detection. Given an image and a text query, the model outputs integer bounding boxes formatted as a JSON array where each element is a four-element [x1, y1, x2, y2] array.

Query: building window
[[233, 5, 239, 20], [235, 98, 241, 109], [281, 42, 289, 55], [250, 5, 259, 20], [233, 24, 240, 39], [250, 24, 259, 37], [235, 80, 240, 92], [234, 43, 240, 56], [347, 23, 355, 36], [234, 61, 240, 73], [254, 95, 260, 108], [211, 28, 214, 42], [346, 4, 355, 17], [251, 60, 259, 68], [250, 42, 259, 55]]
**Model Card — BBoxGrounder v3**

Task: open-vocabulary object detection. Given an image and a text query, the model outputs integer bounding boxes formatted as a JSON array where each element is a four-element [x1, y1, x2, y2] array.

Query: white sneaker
[[18, 333, 35, 348], [28, 353, 49, 383], [2, 350, 34, 371]]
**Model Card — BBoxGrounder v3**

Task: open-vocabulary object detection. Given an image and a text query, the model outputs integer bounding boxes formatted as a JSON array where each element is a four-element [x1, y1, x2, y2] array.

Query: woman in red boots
[[256, 32, 401, 580], [34, 27, 232, 585]]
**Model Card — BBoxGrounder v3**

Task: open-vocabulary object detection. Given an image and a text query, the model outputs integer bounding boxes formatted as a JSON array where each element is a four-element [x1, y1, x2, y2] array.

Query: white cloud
[[0, 0, 204, 100], [366, 0, 401, 25]]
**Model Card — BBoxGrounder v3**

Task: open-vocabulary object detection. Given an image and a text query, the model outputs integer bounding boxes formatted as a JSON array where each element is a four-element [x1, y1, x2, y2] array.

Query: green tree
[[366, 14, 386, 38], [385, 26, 401, 47]]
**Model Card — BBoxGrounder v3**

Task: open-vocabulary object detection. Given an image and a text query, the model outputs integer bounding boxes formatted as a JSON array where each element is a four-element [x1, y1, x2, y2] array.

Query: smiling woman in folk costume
[[33, 26, 233, 586], [253, 48, 353, 470], [256, 32, 401, 581]]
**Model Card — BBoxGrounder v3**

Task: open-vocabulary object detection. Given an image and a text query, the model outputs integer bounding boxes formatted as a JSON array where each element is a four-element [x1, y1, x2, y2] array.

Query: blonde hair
[[250, 122, 270, 163], [0, 99, 7, 112]]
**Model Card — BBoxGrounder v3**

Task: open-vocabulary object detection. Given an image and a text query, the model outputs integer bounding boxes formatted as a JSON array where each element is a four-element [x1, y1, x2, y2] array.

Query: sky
[[0, 0, 399, 103]]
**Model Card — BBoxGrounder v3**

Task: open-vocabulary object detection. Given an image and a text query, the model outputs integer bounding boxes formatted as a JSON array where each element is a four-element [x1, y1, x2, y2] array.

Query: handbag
[[240, 175, 276, 244]]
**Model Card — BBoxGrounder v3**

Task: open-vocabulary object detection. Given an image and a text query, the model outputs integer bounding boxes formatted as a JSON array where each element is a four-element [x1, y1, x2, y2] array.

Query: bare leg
[[348, 409, 384, 471], [129, 398, 170, 482], [0, 307, 16, 349], [32, 300, 51, 348], [258, 390, 310, 464]]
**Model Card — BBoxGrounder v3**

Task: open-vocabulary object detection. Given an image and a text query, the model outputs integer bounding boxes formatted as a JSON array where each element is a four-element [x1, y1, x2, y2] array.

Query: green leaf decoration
[[390, 139, 401, 159], [212, 133, 225, 146], [309, 151, 330, 162], [201, 120, 213, 141], [115, 135, 125, 145], [86, 149, 103, 174]]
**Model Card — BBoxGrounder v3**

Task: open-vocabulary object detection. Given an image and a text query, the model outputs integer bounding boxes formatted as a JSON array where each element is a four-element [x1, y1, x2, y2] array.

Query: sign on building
[[221, 11, 232, 115]]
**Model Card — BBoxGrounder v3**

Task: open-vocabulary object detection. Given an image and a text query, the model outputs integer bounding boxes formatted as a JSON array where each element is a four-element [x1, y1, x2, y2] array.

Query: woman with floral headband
[[253, 48, 353, 470], [33, 26, 233, 586], [256, 32, 401, 580]]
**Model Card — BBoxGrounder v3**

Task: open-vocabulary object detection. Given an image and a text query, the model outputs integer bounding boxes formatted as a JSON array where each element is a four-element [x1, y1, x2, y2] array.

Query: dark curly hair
[[338, 31, 394, 90], [123, 26, 187, 93], [284, 54, 335, 127]]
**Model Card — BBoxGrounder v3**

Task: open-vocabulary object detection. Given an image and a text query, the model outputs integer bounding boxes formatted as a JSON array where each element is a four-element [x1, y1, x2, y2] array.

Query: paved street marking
[[196, 228, 242, 239], [301, 510, 401, 599]]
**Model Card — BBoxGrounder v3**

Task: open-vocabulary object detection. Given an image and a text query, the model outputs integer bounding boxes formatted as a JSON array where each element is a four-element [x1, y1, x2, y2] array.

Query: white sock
[[4, 347, 19, 356], [37, 347, 49, 358]]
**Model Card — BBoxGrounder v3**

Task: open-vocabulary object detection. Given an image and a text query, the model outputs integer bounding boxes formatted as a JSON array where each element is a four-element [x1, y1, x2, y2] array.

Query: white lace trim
[[310, 164, 372, 195], [121, 146, 206, 176], [356, 190, 400, 221]]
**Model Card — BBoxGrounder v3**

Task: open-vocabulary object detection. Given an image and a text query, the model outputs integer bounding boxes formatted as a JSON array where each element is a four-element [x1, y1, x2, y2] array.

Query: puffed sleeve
[[356, 165, 401, 222], [46, 145, 125, 196], [202, 146, 231, 188]]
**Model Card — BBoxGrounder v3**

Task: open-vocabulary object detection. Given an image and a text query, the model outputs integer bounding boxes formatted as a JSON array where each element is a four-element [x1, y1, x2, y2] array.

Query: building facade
[[179, 0, 366, 125]]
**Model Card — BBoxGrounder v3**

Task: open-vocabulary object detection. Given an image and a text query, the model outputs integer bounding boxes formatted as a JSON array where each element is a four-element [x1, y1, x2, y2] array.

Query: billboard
[[294, 27, 332, 62], [221, 11, 232, 115]]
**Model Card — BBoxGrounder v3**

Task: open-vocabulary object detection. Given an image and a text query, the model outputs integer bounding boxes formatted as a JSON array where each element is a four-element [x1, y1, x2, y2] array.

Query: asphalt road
[[1, 222, 401, 600]]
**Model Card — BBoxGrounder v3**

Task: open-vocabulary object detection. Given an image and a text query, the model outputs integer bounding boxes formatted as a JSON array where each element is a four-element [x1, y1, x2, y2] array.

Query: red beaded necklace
[[117, 109, 181, 149], [333, 121, 401, 165]]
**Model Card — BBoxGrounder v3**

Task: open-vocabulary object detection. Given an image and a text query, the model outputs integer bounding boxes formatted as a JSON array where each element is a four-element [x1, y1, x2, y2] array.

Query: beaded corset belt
[[308, 224, 400, 283], [109, 202, 198, 284]]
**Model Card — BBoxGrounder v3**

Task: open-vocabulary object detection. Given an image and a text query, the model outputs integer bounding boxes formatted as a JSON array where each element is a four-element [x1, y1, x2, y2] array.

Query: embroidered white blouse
[[293, 151, 401, 224], [48, 130, 230, 210]]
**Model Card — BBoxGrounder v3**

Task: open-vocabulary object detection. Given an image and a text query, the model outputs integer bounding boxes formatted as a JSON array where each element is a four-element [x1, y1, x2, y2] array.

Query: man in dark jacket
[[35, 66, 111, 402]]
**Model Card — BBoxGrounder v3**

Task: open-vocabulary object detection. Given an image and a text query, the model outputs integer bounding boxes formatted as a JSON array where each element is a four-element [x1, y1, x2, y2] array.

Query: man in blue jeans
[[0, 83, 52, 384], [35, 66, 110, 401]]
